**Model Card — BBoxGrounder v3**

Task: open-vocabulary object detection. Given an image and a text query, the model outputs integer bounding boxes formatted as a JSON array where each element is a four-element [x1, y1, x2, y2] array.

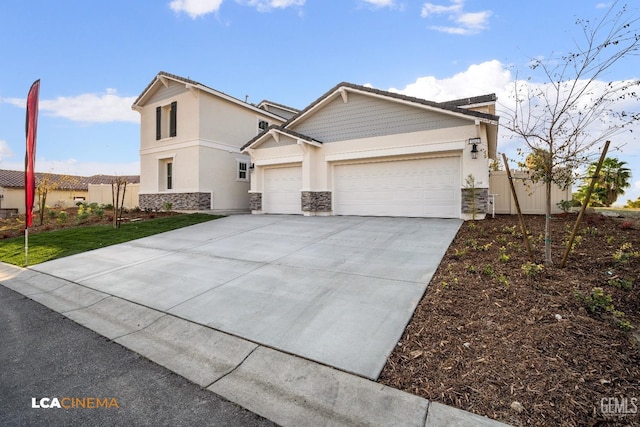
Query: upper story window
[[156, 101, 177, 140], [258, 119, 269, 134], [237, 162, 248, 181]]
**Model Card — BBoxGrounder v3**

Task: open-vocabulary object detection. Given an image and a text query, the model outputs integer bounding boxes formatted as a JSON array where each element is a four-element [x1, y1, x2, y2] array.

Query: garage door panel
[[263, 166, 302, 214], [334, 157, 460, 218]]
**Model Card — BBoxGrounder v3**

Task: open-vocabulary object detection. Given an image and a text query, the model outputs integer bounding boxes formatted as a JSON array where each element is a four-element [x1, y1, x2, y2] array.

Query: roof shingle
[[0, 169, 139, 191]]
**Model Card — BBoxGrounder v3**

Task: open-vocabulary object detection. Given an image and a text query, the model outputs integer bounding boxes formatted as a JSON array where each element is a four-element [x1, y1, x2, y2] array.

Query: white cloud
[[420, 0, 462, 17], [421, 0, 492, 35], [596, 3, 612, 9], [390, 60, 511, 101], [169, 0, 224, 18], [4, 90, 138, 124], [362, 0, 397, 8], [239, 0, 305, 12]]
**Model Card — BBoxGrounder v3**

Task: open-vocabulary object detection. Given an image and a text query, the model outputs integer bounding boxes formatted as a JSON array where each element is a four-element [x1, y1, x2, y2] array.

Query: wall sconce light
[[468, 137, 481, 159], [249, 163, 255, 171]]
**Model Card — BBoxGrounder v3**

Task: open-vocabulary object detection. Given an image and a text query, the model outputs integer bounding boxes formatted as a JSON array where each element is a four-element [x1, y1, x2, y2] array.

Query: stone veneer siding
[[139, 192, 211, 210], [301, 191, 332, 213], [461, 188, 489, 216], [249, 193, 262, 211]]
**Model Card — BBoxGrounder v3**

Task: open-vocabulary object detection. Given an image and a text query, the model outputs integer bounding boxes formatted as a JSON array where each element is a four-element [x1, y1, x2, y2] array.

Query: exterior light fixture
[[468, 137, 481, 159]]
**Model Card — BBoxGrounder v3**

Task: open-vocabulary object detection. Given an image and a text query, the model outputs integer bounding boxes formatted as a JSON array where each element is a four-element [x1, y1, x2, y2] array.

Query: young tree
[[36, 175, 57, 226], [501, 2, 640, 265], [111, 176, 128, 228], [575, 157, 632, 206]]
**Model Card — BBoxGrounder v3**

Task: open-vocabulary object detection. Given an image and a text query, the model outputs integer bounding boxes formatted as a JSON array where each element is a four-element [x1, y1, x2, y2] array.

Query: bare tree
[[111, 176, 128, 228], [502, 2, 640, 266]]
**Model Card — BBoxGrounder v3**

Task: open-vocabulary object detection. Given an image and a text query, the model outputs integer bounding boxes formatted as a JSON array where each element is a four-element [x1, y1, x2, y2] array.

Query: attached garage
[[333, 156, 461, 218], [262, 166, 302, 214]]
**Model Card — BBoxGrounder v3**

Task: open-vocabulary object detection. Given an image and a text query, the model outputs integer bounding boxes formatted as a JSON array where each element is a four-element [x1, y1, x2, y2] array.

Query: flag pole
[[25, 228, 29, 267]]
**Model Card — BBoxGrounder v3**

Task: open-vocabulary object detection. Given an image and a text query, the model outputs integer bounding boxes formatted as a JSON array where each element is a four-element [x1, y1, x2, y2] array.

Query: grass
[[0, 214, 220, 267]]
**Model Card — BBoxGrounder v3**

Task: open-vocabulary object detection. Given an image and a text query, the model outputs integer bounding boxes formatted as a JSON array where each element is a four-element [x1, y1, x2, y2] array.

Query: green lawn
[[0, 214, 221, 267]]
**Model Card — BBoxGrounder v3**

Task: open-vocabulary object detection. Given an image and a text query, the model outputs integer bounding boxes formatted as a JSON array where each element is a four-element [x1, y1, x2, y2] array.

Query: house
[[132, 72, 296, 212], [242, 83, 500, 219], [0, 169, 140, 214]]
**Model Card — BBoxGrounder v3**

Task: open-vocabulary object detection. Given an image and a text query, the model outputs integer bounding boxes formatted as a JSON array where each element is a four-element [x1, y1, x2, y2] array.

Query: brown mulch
[[379, 213, 640, 427], [0, 207, 176, 239]]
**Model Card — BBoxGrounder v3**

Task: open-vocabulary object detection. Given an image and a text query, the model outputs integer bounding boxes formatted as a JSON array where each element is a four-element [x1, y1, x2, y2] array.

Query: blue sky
[[1, 0, 639, 204]]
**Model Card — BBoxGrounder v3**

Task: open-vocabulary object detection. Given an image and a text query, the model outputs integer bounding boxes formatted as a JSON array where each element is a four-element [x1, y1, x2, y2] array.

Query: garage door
[[263, 166, 302, 214], [333, 157, 460, 218]]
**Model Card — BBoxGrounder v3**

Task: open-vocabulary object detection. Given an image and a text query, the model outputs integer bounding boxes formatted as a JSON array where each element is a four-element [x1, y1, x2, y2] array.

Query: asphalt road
[[0, 284, 276, 427]]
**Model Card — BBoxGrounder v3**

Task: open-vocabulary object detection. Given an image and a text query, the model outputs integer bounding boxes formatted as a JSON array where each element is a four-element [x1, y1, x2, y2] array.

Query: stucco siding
[[292, 93, 470, 142], [199, 96, 284, 150], [198, 146, 250, 211]]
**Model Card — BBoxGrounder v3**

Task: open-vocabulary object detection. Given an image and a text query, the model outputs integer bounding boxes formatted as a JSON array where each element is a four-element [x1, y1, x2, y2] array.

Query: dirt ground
[[379, 213, 640, 426]]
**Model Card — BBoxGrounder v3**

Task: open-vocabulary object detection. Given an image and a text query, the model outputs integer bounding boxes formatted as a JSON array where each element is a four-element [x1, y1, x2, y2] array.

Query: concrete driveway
[[32, 215, 461, 379]]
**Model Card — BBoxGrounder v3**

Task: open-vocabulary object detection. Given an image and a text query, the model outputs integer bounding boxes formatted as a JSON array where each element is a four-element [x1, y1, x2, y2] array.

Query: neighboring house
[[242, 82, 500, 219], [132, 72, 296, 212], [0, 169, 139, 214]]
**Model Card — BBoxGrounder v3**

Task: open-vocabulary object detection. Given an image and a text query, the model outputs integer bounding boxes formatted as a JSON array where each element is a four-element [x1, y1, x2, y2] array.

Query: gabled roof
[[437, 94, 497, 109], [242, 81, 500, 152], [257, 100, 300, 115], [132, 71, 287, 121], [285, 82, 499, 127], [0, 169, 139, 191], [242, 125, 321, 151]]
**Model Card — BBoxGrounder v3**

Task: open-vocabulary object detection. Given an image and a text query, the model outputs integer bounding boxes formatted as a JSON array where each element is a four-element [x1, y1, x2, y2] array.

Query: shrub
[[620, 221, 635, 230], [521, 262, 544, 277], [57, 211, 68, 224], [613, 242, 639, 264], [575, 287, 614, 313], [498, 246, 510, 263], [608, 277, 634, 290], [482, 264, 495, 277]]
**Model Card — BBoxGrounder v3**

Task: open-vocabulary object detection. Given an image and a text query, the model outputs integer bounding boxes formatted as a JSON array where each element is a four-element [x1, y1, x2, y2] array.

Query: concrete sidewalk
[[1, 262, 510, 426]]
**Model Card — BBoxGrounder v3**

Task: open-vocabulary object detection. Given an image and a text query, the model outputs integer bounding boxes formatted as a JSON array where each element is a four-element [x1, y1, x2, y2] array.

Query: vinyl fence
[[88, 183, 140, 209], [489, 171, 571, 215]]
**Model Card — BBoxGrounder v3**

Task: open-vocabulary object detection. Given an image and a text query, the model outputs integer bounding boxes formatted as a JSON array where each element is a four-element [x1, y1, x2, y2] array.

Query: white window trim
[[257, 118, 269, 134], [236, 158, 250, 182]]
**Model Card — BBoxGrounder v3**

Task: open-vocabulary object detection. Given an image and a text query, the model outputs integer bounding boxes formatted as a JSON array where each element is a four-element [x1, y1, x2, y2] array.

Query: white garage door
[[333, 157, 460, 218], [263, 166, 302, 214]]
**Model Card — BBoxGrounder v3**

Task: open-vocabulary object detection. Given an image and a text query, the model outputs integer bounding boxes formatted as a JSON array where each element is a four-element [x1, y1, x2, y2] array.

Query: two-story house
[[132, 72, 295, 212]]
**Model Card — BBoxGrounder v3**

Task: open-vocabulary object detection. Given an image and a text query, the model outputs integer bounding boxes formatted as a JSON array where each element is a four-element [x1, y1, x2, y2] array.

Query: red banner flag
[[25, 80, 40, 228]]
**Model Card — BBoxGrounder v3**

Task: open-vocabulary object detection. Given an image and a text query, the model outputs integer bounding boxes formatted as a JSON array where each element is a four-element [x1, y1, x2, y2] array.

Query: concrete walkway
[[30, 215, 461, 380], [1, 263, 509, 426]]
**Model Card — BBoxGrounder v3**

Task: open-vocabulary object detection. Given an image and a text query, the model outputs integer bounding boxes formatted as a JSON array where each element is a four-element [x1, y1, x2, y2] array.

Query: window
[[237, 162, 248, 181], [167, 161, 173, 190], [156, 101, 177, 140], [258, 119, 269, 134]]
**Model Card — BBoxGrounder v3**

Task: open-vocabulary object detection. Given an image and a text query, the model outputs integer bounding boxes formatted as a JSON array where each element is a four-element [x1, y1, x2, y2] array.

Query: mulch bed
[[379, 213, 640, 427], [0, 207, 176, 239]]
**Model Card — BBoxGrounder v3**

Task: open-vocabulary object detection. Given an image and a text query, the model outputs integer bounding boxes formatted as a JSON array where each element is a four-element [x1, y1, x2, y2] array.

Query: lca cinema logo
[[31, 397, 119, 409]]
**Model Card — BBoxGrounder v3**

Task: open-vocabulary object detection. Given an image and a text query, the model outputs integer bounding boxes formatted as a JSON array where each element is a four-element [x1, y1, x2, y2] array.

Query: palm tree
[[577, 158, 632, 207]]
